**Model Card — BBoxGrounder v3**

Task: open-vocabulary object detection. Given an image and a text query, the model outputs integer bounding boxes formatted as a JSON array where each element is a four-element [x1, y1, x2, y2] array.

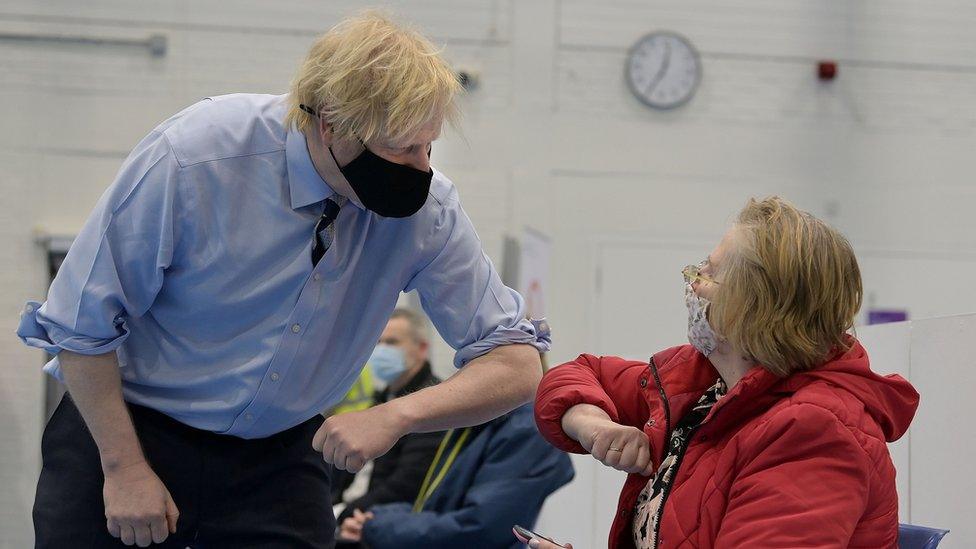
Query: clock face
[[625, 31, 701, 109]]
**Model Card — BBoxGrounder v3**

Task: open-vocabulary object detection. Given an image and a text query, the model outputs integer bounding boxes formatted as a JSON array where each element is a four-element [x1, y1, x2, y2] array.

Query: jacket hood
[[782, 340, 919, 442]]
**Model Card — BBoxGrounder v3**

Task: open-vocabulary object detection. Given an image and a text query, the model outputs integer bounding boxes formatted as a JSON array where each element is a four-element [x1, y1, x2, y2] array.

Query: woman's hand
[[562, 404, 655, 476], [338, 509, 374, 542]]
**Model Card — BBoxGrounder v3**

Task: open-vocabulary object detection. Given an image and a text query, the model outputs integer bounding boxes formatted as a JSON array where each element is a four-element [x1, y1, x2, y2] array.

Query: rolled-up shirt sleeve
[[405, 189, 551, 368], [17, 130, 180, 358]]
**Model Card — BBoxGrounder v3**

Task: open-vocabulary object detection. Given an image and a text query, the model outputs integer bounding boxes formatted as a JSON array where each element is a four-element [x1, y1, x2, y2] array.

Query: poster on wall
[[518, 227, 551, 319], [37, 233, 74, 421]]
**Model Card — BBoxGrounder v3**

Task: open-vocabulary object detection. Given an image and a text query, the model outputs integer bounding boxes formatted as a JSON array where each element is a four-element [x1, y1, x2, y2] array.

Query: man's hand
[[338, 509, 374, 542], [563, 404, 655, 476], [315, 344, 542, 472], [57, 351, 179, 546], [313, 404, 407, 472], [103, 460, 179, 547]]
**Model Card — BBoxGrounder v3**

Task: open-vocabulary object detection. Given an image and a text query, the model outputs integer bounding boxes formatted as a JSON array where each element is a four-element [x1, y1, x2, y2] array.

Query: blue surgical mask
[[368, 344, 407, 384]]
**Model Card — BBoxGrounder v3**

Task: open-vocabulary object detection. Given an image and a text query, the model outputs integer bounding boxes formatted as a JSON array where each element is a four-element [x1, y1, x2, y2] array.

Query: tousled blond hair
[[286, 10, 461, 144], [710, 197, 863, 376]]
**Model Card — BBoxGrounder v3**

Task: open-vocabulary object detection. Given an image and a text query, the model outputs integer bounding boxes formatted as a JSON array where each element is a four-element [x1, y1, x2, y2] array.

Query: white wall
[[2, 1, 976, 546]]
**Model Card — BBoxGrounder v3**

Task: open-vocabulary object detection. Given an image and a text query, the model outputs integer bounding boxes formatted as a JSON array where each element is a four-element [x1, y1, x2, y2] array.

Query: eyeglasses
[[682, 259, 720, 286]]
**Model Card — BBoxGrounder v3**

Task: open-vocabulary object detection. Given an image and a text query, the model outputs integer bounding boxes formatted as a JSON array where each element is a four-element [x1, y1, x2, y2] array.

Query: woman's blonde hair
[[710, 197, 863, 376], [285, 10, 461, 144]]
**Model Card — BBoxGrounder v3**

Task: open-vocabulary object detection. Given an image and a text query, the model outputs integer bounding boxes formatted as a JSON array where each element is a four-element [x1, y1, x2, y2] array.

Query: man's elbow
[[503, 344, 544, 401], [525, 354, 544, 397]]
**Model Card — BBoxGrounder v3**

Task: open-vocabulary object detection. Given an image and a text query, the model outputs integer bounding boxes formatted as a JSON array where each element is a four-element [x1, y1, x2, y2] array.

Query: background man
[[331, 309, 446, 521]]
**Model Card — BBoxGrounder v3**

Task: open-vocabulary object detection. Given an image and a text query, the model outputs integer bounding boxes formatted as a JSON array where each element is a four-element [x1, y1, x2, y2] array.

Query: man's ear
[[316, 115, 335, 147]]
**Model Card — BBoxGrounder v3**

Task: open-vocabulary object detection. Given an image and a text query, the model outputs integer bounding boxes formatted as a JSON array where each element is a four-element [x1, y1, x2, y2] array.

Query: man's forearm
[[384, 343, 542, 434], [59, 350, 146, 473]]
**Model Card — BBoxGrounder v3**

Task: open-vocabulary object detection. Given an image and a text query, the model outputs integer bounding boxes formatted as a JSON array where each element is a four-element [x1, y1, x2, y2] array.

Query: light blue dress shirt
[[18, 93, 549, 439]]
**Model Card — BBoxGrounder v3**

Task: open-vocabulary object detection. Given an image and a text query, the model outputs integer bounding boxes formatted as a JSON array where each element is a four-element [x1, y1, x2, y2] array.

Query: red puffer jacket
[[535, 340, 919, 548]]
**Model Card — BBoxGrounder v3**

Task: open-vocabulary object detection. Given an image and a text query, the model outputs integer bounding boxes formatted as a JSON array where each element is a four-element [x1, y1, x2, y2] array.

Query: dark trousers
[[34, 395, 336, 548]]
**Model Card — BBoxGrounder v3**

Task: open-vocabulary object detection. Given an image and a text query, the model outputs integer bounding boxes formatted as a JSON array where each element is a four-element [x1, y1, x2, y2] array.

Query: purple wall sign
[[867, 309, 909, 325]]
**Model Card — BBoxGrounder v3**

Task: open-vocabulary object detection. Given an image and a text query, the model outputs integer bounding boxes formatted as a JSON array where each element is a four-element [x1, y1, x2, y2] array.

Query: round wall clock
[[625, 31, 702, 109]]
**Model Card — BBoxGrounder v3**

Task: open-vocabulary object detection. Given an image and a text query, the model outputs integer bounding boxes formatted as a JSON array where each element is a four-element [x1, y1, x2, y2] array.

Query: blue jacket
[[362, 404, 574, 549]]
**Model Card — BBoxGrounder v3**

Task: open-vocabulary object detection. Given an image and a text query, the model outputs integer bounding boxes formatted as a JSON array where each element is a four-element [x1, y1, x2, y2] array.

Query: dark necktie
[[311, 198, 341, 266]]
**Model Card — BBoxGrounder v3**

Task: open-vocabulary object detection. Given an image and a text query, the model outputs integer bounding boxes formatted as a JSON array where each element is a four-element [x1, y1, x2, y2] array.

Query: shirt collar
[[285, 128, 338, 210]]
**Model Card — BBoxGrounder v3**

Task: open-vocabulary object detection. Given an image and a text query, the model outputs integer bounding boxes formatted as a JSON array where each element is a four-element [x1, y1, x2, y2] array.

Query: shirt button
[[24, 304, 34, 313], [291, 324, 301, 333], [313, 273, 322, 281], [270, 372, 280, 382], [244, 413, 253, 421]]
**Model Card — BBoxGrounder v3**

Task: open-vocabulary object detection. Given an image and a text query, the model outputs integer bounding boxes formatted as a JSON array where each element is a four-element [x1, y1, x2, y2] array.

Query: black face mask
[[301, 103, 433, 218], [331, 144, 433, 218]]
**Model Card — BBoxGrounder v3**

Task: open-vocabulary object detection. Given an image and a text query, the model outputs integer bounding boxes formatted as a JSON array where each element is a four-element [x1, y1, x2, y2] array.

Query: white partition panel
[[906, 315, 976, 548], [857, 321, 913, 523]]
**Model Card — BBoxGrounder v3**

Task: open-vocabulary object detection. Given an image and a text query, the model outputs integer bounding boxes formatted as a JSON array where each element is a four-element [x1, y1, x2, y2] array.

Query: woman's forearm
[[561, 403, 613, 443]]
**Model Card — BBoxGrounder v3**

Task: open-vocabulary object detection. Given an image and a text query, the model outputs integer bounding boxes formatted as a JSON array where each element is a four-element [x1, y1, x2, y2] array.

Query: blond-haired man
[[19, 12, 548, 548]]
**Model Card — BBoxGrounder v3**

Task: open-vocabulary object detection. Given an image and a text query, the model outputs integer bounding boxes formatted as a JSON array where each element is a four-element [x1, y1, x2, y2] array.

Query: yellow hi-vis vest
[[328, 367, 376, 416]]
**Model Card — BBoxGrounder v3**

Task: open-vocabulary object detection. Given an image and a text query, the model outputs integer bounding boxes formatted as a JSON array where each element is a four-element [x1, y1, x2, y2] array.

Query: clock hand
[[644, 40, 672, 96]]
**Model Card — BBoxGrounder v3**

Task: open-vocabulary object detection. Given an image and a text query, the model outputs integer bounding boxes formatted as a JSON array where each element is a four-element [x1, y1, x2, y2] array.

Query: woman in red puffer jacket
[[532, 197, 919, 549]]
